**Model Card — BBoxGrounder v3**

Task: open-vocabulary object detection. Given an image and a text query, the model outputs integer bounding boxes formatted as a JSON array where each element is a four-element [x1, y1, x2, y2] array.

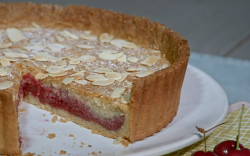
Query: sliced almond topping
[[48, 57, 59, 63], [0, 43, 12, 49], [46, 65, 66, 72], [4, 52, 28, 58], [31, 22, 40, 28], [113, 52, 124, 59], [6, 58, 18, 62], [0, 68, 10, 76], [62, 77, 74, 85], [35, 73, 48, 80], [129, 72, 139, 76], [126, 68, 140, 72], [75, 79, 88, 85], [49, 71, 68, 77], [56, 59, 68, 66], [93, 68, 111, 73], [77, 44, 95, 49], [92, 79, 115, 86], [136, 70, 155, 77], [100, 33, 114, 43], [110, 88, 125, 98], [85, 66, 91, 71], [86, 74, 108, 81], [63, 30, 79, 40], [34, 55, 48, 61], [105, 72, 121, 80], [69, 58, 80, 65], [6, 28, 24, 42], [0, 81, 13, 90], [117, 73, 127, 82], [117, 54, 127, 62], [121, 92, 131, 104], [47, 43, 65, 52], [123, 42, 137, 48], [63, 65, 76, 71], [70, 71, 84, 80], [23, 45, 43, 51], [98, 52, 116, 60], [79, 55, 96, 62], [151, 50, 161, 53], [1, 58, 10, 67], [55, 35, 64, 42], [127, 57, 138, 63], [80, 34, 97, 40], [162, 64, 169, 69], [110, 39, 126, 48], [103, 49, 118, 53], [140, 56, 159, 66], [83, 30, 91, 34]]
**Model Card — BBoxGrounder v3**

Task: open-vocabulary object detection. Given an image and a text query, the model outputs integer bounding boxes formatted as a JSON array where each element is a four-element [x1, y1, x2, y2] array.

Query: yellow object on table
[[167, 105, 250, 156]]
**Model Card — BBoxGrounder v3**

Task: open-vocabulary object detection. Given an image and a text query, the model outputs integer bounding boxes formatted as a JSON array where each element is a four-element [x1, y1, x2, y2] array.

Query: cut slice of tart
[[0, 2, 190, 155]]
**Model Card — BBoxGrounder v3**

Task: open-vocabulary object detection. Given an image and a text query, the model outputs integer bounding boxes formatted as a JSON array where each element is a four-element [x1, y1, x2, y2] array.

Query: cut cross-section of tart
[[0, 2, 190, 155]]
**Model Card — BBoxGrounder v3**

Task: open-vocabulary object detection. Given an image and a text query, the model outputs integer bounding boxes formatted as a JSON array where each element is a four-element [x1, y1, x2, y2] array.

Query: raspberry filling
[[19, 73, 124, 131]]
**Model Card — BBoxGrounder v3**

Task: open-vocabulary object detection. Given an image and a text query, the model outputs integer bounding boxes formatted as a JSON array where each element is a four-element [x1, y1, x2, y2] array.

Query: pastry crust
[[0, 2, 190, 153]]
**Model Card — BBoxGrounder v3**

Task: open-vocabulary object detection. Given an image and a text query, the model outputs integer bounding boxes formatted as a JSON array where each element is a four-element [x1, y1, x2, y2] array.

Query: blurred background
[[1, 0, 250, 60]]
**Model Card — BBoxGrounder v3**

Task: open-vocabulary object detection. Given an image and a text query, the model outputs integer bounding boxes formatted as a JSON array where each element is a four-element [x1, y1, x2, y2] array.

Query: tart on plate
[[0, 2, 189, 155]]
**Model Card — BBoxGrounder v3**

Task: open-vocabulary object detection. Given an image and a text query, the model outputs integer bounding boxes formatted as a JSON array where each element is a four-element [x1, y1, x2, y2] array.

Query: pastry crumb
[[113, 137, 129, 147], [22, 152, 36, 156], [99, 151, 102, 154], [52, 116, 58, 123], [68, 134, 74, 137], [42, 114, 46, 116], [88, 145, 92, 147], [48, 133, 56, 139], [19, 108, 26, 112], [59, 118, 68, 123], [60, 150, 67, 155]]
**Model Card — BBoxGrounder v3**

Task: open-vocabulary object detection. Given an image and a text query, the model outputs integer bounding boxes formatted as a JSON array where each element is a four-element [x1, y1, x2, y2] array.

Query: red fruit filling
[[19, 73, 124, 131]]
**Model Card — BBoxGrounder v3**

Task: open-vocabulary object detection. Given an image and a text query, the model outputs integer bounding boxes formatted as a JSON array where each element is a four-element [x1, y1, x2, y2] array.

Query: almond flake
[[1, 58, 10, 66], [74, 79, 88, 85], [63, 65, 76, 71], [103, 49, 118, 53], [92, 79, 115, 86], [136, 70, 155, 77], [126, 68, 140, 72], [23, 45, 43, 51], [98, 52, 116, 60], [151, 50, 161, 53], [83, 30, 92, 34], [0, 43, 12, 49], [100, 33, 114, 43], [80, 34, 97, 40], [4, 52, 28, 58], [55, 35, 64, 42], [49, 71, 68, 77], [31, 22, 40, 28], [35, 73, 48, 80], [117, 54, 127, 62], [129, 72, 138, 76], [162, 64, 169, 69], [48, 57, 59, 63], [105, 72, 121, 80], [110, 88, 125, 98], [93, 68, 111, 73], [127, 57, 138, 63], [69, 59, 80, 65], [121, 92, 131, 104], [34, 55, 48, 61], [47, 43, 65, 52], [79, 55, 96, 62], [113, 52, 124, 59], [85, 66, 91, 71], [63, 30, 79, 40], [0, 69, 9, 76], [123, 42, 137, 48], [0, 81, 13, 90], [6, 28, 24, 42], [77, 45, 95, 49], [70, 71, 84, 80], [140, 56, 159, 66], [5, 58, 18, 62], [86, 74, 108, 81], [110, 39, 126, 48], [117, 73, 127, 82], [62, 77, 74, 85], [46, 65, 66, 72], [56, 59, 68, 66]]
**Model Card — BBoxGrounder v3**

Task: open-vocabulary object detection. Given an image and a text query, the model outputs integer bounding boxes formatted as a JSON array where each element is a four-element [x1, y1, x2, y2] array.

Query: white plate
[[19, 64, 228, 156]]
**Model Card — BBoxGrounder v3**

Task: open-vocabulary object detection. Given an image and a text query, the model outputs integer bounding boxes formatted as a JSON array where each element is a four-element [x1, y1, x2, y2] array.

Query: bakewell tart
[[0, 2, 190, 155]]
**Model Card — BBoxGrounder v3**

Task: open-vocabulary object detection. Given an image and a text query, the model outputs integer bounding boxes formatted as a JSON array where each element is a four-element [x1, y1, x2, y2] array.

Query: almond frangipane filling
[[0, 23, 170, 102]]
